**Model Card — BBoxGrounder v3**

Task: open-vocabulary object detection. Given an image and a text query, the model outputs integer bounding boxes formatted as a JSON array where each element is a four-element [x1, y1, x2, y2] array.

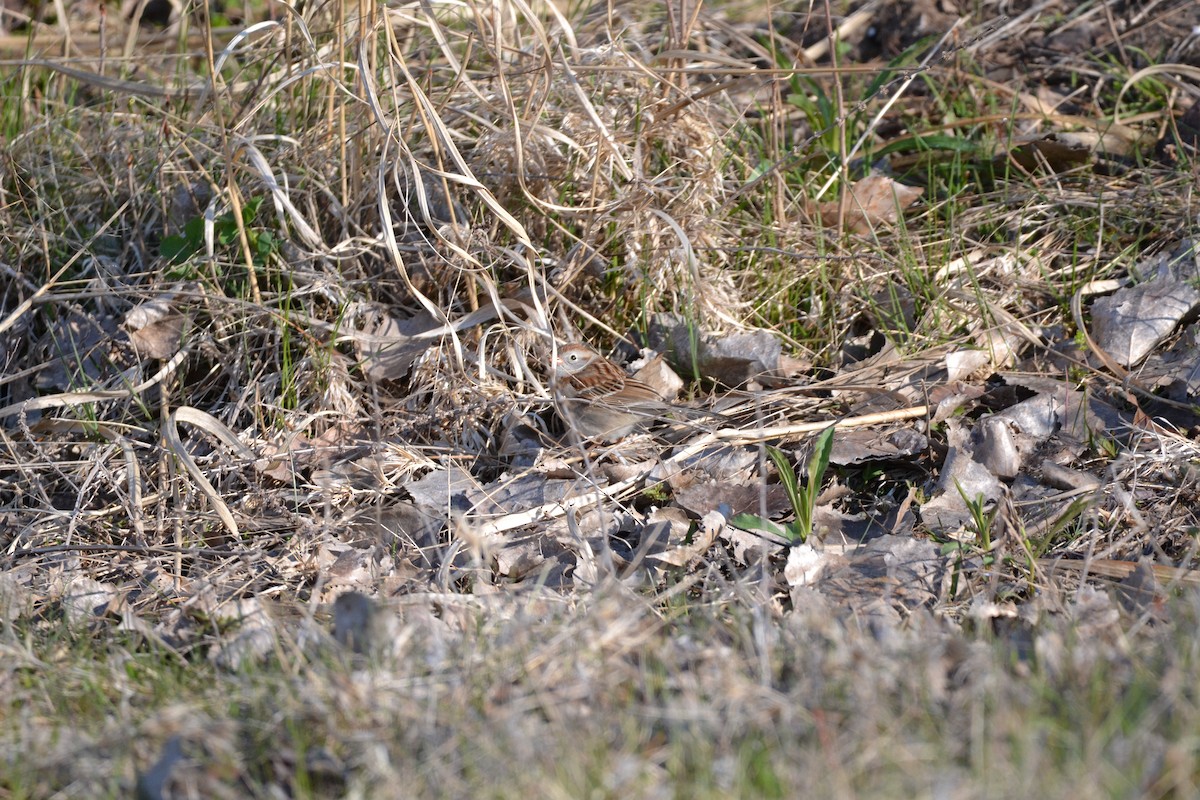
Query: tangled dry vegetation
[[4, 0, 1200, 795]]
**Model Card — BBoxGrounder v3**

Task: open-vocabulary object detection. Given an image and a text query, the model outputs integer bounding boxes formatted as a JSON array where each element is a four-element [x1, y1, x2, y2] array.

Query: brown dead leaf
[[125, 294, 188, 359], [128, 313, 185, 360], [495, 538, 560, 581], [1000, 134, 1091, 173], [828, 427, 927, 466], [1017, 86, 1068, 117], [928, 381, 986, 424], [647, 509, 725, 568], [817, 175, 923, 234], [674, 481, 792, 518], [812, 536, 947, 613], [350, 306, 438, 382], [630, 352, 683, 400]]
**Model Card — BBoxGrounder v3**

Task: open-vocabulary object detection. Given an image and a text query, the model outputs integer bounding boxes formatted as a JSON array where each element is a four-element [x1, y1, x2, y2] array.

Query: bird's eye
[[568, 353, 579, 362]]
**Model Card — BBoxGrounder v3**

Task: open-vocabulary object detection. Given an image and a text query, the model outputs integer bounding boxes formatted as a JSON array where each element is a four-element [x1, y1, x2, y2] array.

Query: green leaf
[[940, 541, 968, 557], [183, 215, 204, 240], [766, 446, 801, 516], [873, 133, 980, 159], [806, 425, 836, 488], [256, 230, 276, 257], [160, 234, 193, 264], [798, 425, 836, 544], [242, 196, 264, 224], [729, 513, 790, 540], [217, 220, 239, 246]]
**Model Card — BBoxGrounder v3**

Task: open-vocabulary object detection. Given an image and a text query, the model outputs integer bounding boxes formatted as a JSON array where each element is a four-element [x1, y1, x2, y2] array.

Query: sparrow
[[551, 342, 699, 441]]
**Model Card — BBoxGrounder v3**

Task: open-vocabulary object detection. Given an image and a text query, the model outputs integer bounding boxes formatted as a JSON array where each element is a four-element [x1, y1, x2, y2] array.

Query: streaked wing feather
[[611, 377, 665, 404], [568, 373, 663, 405], [568, 375, 618, 400]]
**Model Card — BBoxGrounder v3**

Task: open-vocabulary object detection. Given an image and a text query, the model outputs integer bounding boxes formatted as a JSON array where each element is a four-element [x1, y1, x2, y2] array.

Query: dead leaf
[[645, 508, 726, 569], [920, 419, 1005, 533], [35, 310, 116, 390], [331, 591, 381, 654], [630, 352, 683, 399], [817, 175, 923, 234], [135, 736, 186, 800], [650, 444, 759, 486], [1114, 560, 1167, 622], [828, 427, 927, 466], [997, 374, 1126, 442], [405, 466, 480, 516], [1144, 323, 1200, 400], [720, 525, 770, 565], [674, 481, 792, 518], [928, 381, 985, 424], [974, 417, 1022, 480], [945, 350, 991, 382], [1090, 278, 1200, 367], [205, 598, 278, 670], [1000, 134, 1092, 173], [495, 538, 572, 583], [813, 536, 947, 613], [349, 305, 439, 382], [1017, 86, 1068, 117], [125, 292, 188, 359], [645, 313, 783, 386], [60, 576, 119, 624]]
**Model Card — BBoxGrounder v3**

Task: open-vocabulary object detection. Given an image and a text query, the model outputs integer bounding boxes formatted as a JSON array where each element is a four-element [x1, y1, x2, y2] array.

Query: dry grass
[[3, 0, 1200, 795]]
